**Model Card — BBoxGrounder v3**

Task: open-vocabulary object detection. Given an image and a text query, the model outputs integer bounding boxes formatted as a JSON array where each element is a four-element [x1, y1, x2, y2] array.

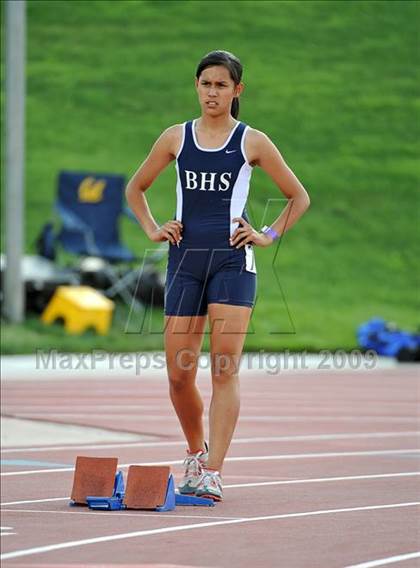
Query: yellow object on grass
[[41, 286, 114, 335]]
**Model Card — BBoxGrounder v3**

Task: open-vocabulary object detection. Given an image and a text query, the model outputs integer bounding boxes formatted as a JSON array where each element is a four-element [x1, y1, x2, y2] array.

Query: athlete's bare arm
[[125, 125, 184, 245], [247, 128, 310, 235], [230, 128, 310, 248]]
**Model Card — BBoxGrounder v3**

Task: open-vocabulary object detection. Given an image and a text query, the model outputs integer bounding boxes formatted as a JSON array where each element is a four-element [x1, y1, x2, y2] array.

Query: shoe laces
[[201, 470, 222, 491], [183, 451, 205, 477]]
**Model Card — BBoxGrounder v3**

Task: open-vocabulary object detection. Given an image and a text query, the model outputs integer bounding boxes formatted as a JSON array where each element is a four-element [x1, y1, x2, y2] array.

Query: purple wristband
[[261, 225, 279, 241]]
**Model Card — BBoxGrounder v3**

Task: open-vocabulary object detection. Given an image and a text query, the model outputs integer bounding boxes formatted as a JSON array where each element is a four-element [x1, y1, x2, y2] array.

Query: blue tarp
[[357, 318, 420, 361]]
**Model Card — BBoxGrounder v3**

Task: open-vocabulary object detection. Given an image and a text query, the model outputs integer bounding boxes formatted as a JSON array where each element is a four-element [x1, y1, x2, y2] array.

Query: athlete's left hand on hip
[[230, 217, 273, 248]]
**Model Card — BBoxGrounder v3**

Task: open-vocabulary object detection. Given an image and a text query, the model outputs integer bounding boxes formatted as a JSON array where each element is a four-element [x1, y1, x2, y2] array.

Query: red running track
[[1, 365, 420, 567]]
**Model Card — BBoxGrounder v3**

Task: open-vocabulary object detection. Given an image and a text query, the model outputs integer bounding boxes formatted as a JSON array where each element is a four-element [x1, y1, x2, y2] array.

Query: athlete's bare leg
[[206, 303, 252, 472], [164, 314, 207, 453]]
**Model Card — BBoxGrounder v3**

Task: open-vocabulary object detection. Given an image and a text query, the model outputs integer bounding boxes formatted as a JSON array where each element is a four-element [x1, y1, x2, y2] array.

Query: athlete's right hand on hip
[[150, 220, 183, 246]]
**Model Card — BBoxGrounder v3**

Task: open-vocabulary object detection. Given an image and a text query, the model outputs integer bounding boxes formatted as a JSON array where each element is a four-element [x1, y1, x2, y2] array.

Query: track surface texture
[[1, 363, 419, 567]]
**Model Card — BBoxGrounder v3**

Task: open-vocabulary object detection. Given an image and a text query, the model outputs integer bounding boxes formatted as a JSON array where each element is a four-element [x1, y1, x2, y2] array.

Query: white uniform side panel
[[245, 244, 257, 274], [175, 161, 183, 222], [175, 123, 186, 222], [229, 161, 253, 237], [229, 158, 256, 274]]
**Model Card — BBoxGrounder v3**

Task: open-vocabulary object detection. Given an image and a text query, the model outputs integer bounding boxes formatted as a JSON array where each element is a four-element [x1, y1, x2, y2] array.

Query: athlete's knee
[[211, 352, 240, 379], [168, 368, 197, 391], [211, 352, 240, 385], [212, 368, 239, 386], [167, 350, 199, 391]]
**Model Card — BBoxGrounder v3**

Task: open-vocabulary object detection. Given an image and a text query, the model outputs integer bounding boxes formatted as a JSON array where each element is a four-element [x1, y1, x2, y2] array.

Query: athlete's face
[[196, 65, 243, 116]]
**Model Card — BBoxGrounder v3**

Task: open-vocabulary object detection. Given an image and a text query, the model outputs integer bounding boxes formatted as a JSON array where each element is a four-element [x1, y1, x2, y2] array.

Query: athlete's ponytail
[[196, 50, 243, 119], [231, 97, 240, 120]]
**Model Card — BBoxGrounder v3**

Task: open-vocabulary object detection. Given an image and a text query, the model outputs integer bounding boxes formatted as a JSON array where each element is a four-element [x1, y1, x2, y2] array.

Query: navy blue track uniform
[[164, 119, 257, 316]]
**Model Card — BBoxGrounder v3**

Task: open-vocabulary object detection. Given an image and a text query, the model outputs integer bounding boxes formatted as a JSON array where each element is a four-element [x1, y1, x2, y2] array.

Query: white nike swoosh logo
[[225, 150, 237, 154]]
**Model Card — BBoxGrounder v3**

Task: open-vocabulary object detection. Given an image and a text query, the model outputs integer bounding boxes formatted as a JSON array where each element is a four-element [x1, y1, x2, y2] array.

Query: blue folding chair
[[56, 171, 135, 262], [47, 171, 167, 310]]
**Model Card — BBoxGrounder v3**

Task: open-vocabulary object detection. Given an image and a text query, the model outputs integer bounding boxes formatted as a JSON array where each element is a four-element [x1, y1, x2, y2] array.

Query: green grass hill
[[1, 0, 418, 354]]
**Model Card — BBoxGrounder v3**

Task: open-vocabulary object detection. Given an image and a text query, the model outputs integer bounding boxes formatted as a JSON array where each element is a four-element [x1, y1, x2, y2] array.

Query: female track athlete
[[126, 50, 310, 501]]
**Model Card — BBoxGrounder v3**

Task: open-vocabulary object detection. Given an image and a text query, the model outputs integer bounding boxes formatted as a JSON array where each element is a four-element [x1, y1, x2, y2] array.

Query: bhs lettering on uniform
[[184, 170, 232, 191]]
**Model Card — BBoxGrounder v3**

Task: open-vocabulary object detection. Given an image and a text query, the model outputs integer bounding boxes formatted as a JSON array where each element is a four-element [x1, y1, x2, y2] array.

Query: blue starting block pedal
[[86, 472, 215, 511], [87, 495, 125, 510]]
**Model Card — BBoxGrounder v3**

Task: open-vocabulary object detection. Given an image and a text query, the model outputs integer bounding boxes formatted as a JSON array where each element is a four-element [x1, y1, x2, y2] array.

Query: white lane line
[[4, 404, 417, 412], [6, 414, 418, 423], [3, 431, 418, 454], [0, 525, 16, 537], [0, 509, 238, 521], [344, 551, 420, 567], [225, 471, 420, 488], [1, 502, 419, 561], [2, 497, 69, 506], [2, 471, 419, 507], [2, 449, 419, 477]]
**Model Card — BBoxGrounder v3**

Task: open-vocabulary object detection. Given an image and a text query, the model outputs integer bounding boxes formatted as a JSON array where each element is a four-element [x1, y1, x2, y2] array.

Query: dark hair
[[195, 50, 243, 119]]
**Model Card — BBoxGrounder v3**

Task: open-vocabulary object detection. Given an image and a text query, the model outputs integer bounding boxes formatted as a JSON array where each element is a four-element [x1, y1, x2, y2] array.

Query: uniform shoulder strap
[[228, 121, 247, 148]]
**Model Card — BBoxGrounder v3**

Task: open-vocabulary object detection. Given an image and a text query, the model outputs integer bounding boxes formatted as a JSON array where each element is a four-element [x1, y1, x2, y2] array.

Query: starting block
[[41, 285, 114, 335], [69, 457, 214, 511], [122, 465, 214, 511], [124, 465, 171, 510], [70, 456, 124, 505]]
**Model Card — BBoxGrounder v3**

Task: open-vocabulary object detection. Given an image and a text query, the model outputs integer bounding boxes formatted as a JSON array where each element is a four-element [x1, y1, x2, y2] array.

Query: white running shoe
[[177, 443, 208, 495], [195, 469, 223, 501]]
